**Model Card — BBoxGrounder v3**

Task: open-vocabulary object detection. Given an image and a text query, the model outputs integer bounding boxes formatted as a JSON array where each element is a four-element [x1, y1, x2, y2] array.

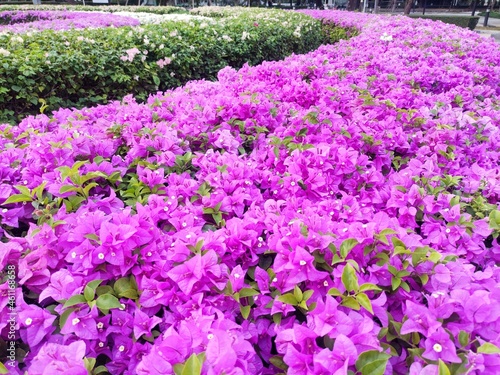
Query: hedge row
[[478, 10, 500, 19], [408, 14, 480, 30], [0, 5, 188, 14], [0, 8, 328, 124]]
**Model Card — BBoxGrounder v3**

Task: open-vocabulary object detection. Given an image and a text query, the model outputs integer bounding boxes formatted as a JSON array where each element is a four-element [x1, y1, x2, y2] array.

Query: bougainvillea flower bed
[[1, 9, 500, 375], [0, 10, 139, 34]]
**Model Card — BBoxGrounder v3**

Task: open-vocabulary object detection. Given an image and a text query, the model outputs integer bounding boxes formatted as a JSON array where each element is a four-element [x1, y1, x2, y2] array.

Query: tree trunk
[[403, 0, 412, 14]]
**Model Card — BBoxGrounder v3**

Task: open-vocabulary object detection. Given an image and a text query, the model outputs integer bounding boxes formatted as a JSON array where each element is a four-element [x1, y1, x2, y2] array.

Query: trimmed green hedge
[[0, 9, 324, 124], [478, 11, 500, 19], [408, 14, 480, 30], [0, 5, 188, 14]]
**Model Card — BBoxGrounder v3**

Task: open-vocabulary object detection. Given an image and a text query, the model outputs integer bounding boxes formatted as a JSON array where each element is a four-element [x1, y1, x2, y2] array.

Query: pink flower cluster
[[1, 9, 500, 375], [0, 10, 139, 33]]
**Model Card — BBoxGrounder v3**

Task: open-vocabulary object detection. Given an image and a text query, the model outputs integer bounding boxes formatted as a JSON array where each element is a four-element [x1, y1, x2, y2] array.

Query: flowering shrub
[[113, 12, 210, 25], [2, 8, 500, 375], [0, 5, 188, 15], [0, 10, 139, 33], [0, 8, 323, 124]]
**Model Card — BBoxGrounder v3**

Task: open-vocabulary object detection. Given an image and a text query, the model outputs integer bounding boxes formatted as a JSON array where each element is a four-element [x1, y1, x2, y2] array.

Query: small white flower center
[[299, 260, 307, 266], [72, 318, 80, 325], [25, 318, 33, 325], [207, 334, 214, 340], [119, 345, 125, 352], [433, 343, 443, 353], [98, 253, 105, 260]]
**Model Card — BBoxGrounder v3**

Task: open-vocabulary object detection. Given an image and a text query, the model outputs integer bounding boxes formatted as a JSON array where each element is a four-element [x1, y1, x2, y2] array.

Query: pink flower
[[28, 341, 87, 375]]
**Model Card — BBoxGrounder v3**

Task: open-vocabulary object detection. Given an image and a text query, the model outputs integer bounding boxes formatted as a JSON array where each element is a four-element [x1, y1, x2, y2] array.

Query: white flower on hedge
[[0, 48, 11, 57], [380, 32, 393, 42], [170, 30, 178, 37], [222, 35, 232, 42], [159, 44, 164, 49], [10, 36, 23, 44], [121, 47, 140, 62], [157, 57, 172, 68], [170, 72, 175, 77], [242, 31, 250, 41]]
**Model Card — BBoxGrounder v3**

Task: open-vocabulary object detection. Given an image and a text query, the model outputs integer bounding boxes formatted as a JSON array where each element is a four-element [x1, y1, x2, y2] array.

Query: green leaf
[[355, 350, 391, 375], [0, 362, 9, 374], [293, 285, 303, 302], [96, 294, 122, 312], [428, 252, 442, 263], [419, 274, 429, 285], [359, 283, 382, 292], [356, 292, 374, 314], [59, 307, 75, 330], [59, 185, 80, 194], [96, 285, 114, 296], [114, 277, 133, 296], [458, 331, 469, 347], [438, 359, 451, 375], [84, 357, 97, 372], [340, 238, 358, 259], [87, 279, 103, 291], [391, 277, 402, 291], [269, 356, 288, 371], [180, 353, 203, 375], [84, 285, 96, 302], [93, 365, 109, 374], [63, 294, 87, 308], [477, 342, 500, 354], [3, 193, 32, 204], [119, 289, 139, 300], [341, 264, 359, 292], [341, 296, 360, 310], [302, 289, 314, 302], [327, 287, 343, 297], [240, 304, 251, 319], [489, 209, 500, 230], [277, 293, 298, 306], [239, 288, 259, 298]]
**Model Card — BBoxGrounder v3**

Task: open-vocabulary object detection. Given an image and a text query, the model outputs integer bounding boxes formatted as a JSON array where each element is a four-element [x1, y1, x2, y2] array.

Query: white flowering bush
[[113, 11, 212, 25], [0, 8, 324, 123]]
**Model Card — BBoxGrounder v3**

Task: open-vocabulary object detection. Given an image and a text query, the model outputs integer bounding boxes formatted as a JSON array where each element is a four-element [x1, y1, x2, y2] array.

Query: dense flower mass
[[1, 8, 500, 375], [0, 10, 139, 33]]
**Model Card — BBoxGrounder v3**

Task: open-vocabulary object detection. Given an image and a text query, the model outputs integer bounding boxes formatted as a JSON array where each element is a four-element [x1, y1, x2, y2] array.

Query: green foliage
[[355, 350, 390, 375], [0, 8, 324, 124], [320, 21, 359, 44], [478, 11, 500, 19], [0, 5, 188, 15], [408, 15, 480, 30]]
